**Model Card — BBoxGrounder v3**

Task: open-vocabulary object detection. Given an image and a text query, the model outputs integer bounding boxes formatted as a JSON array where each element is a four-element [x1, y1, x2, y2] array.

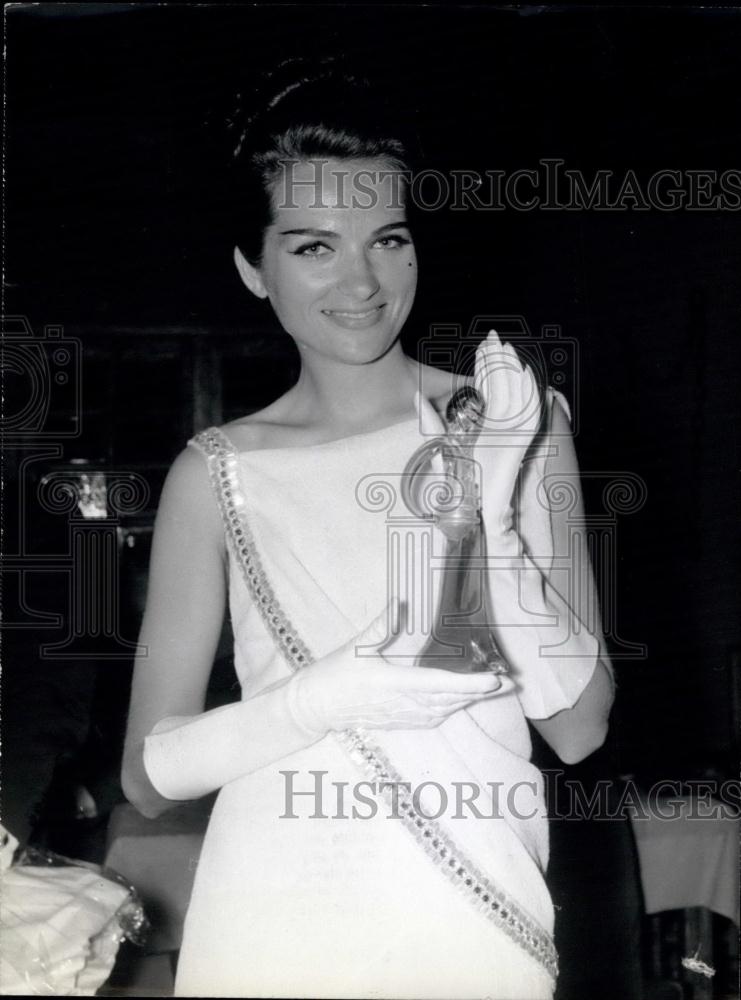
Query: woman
[[122, 66, 614, 999]]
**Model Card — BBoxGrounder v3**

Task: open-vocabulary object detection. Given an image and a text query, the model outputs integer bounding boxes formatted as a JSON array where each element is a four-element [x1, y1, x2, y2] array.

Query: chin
[[341, 336, 401, 366], [300, 329, 401, 367]]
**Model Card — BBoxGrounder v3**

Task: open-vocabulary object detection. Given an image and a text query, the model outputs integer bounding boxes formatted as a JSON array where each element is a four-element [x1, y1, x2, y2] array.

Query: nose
[[337, 250, 380, 301]]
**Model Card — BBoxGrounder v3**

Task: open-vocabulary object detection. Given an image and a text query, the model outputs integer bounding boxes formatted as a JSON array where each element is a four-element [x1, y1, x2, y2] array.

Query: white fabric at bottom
[[175, 744, 553, 1000]]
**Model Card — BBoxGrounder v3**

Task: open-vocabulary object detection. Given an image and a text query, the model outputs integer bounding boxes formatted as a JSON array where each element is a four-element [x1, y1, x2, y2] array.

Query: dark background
[[4, 3, 740, 791]]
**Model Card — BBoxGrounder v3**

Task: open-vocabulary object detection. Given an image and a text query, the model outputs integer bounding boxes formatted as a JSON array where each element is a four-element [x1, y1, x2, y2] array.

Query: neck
[[287, 342, 420, 430]]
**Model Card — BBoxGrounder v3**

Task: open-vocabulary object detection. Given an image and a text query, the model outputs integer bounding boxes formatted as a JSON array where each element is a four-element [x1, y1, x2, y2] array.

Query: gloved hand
[[472, 329, 542, 536], [287, 602, 509, 736]]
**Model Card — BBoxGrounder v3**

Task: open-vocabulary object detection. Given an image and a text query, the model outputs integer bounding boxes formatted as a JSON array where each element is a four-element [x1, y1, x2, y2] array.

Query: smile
[[321, 304, 386, 330], [322, 306, 384, 319]]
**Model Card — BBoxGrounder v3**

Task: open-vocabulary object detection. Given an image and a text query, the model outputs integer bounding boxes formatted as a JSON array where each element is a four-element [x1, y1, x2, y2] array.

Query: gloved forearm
[[143, 677, 322, 801]]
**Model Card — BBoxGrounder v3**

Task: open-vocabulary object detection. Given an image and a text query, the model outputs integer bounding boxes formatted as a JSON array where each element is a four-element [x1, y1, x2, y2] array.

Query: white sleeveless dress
[[174, 398, 585, 999]]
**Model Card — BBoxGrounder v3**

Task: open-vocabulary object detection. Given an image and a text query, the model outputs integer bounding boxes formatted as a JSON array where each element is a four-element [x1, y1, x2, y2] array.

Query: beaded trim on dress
[[189, 425, 558, 982]]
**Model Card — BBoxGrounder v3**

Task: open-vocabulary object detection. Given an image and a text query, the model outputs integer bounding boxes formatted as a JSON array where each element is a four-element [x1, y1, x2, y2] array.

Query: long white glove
[[143, 604, 506, 801], [472, 330, 599, 717]]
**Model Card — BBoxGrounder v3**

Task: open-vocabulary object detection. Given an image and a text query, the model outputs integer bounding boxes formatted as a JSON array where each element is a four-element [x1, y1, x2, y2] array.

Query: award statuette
[[401, 387, 509, 675]]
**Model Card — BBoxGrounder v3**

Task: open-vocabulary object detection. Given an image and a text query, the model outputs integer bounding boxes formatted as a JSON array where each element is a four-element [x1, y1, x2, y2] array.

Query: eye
[[372, 234, 412, 250], [293, 241, 333, 257]]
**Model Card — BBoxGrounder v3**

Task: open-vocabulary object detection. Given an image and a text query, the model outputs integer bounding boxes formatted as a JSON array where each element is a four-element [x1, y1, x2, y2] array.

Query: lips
[[322, 305, 384, 319], [321, 304, 386, 329]]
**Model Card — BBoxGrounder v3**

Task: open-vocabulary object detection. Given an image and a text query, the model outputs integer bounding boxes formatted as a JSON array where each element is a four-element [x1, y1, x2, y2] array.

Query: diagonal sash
[[190, 426, 558, 982]]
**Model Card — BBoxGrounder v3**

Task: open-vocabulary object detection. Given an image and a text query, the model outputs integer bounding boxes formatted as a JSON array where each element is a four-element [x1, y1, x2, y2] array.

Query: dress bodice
[[225, 416, 421, 690]]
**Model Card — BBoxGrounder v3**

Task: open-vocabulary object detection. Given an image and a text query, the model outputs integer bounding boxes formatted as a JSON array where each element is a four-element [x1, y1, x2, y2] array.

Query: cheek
[[265, 262, 324, 315], [386, 269, 417, 327], [402, 247, 418, 286], [399, 259, 418, 302], [382, 254, 417, 295]]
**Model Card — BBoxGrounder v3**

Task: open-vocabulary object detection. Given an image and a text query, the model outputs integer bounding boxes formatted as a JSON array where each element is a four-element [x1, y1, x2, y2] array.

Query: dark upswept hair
[[227, 58, 422, 265]]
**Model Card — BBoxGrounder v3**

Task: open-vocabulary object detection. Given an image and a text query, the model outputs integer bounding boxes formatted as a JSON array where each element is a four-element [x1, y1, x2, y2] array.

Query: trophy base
[[414, 633, 509, 676]]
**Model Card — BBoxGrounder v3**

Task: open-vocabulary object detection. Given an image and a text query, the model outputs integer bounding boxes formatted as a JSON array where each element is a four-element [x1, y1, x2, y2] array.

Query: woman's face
[[236, 157, 417, 367]]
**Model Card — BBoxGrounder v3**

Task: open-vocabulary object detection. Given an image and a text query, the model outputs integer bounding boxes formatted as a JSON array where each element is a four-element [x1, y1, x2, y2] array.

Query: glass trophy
[[401, 387, 508, 675]]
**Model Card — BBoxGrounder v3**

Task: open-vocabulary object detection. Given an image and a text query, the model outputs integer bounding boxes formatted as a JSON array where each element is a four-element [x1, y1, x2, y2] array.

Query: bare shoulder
[[155, 445, 225, 551], [164, 443, 213, 492], [219, 417, 271, 452], [219, 388, 308, 451]]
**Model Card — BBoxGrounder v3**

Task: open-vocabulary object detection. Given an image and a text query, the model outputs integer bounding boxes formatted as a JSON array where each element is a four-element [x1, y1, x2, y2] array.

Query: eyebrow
[[277, 221, 411, 237]]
